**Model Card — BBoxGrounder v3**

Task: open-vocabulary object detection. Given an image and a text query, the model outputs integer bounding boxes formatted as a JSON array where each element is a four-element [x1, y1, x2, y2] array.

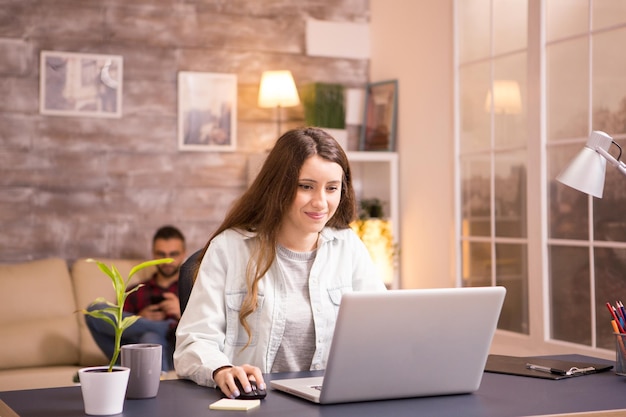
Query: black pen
[[525, 363, 566, 376]]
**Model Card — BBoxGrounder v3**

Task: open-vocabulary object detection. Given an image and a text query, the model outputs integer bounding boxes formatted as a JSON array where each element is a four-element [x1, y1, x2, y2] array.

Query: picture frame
[[178, 71, 237, 152], [40, 51, 123, 118], [359, 79, 398, 151]]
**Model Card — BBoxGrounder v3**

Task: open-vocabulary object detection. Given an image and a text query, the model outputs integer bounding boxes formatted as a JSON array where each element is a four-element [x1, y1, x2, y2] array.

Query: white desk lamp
[[556, 130, 626, 198]]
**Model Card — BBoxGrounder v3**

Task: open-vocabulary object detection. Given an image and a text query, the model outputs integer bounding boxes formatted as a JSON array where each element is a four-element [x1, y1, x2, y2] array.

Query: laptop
[[270, 286, 506, 404]]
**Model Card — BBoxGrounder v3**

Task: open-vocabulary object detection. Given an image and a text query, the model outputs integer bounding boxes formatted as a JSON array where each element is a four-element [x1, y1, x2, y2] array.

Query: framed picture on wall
[[40, 51, 123, 118], [359, 79, 398, 151], [178, 71, 237, 152]]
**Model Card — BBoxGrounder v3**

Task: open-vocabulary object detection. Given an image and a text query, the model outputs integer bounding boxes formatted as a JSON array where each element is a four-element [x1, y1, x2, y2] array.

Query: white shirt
[[173, 227, 386, 387]]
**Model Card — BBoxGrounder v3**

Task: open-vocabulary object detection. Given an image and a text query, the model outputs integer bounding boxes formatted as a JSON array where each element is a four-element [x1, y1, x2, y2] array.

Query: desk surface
[[2, 355, 626, 417]]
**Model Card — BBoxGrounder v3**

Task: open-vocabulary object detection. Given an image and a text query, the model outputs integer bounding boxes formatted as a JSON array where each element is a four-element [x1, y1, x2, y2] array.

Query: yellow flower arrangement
[[351, 198, 396, 286]]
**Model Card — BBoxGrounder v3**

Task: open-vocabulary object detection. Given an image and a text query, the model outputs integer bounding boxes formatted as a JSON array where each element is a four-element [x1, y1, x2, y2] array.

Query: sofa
[[0, 257, 156, 391]]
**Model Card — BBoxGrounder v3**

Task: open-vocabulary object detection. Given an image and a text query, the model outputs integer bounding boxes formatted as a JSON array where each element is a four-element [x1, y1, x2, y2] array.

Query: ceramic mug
[[121, 343, 162, 399]]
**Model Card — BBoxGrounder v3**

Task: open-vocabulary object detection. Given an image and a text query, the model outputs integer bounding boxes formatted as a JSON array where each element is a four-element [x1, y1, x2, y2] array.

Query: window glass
[[545, 0, 588, 42], [547, 143, 589, 240], [593, 138, 626, 242], [594, 247, 626, 349], [495, 243, 528, 334], [461, 155, 491, 237], [493, 53, 527, 148], [460, 63, 491, 152], [546, 39, 589, 142], [495, 150, 527, 238], [593, 0, 626, 31], [592, 28, 626, 136], [461, 241, 492, 287], [457, 0, 491, 63], [493, 0, 528, 54], [549, 245, 591, 345]]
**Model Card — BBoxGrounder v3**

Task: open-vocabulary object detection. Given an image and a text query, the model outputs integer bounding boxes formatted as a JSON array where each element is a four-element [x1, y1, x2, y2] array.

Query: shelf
[[347, 151, 400, 288]]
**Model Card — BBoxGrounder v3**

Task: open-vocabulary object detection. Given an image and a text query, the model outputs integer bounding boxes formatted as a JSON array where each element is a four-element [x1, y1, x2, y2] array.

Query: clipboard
[[484, 354, 613, 380]]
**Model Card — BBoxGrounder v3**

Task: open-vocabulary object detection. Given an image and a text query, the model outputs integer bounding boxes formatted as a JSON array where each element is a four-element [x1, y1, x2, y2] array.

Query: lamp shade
[[258, 70, 300, 108], [556, 131, 613, 198]]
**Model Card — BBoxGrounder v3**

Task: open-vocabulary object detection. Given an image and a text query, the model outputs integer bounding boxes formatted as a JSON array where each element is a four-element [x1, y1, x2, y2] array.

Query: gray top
[[271, 245, 317, 373]]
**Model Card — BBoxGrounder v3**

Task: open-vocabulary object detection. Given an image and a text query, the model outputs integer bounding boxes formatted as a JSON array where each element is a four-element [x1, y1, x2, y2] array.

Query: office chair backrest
[[178, 249, 203, 314]]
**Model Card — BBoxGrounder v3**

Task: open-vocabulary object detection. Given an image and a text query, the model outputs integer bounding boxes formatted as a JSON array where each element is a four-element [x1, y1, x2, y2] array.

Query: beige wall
[[370, 1, 455, 289]]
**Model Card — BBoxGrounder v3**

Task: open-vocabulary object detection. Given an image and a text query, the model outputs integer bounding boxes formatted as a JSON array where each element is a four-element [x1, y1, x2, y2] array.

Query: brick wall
[[0, 0, 369, 262]]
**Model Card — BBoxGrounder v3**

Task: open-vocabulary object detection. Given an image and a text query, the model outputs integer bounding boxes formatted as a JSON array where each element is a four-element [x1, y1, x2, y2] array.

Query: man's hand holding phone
[[141, 292, 180, 320], [140, 295, 167, 320], [158, 292, 181, 319]]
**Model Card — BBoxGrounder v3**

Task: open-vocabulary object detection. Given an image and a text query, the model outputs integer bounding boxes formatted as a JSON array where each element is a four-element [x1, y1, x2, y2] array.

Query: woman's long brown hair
[[192, 127, 357, 347]]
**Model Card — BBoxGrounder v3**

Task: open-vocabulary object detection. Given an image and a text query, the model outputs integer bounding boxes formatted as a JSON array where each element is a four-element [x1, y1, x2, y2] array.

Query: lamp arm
[[596, 146, 626, 177]]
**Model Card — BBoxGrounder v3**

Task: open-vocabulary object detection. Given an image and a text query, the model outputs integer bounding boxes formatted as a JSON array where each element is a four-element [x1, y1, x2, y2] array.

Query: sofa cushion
[[71, 258, 155, 366], [0, 258, 80, 369], [1, 318, 79, 369], [0, 366, 82, 391]]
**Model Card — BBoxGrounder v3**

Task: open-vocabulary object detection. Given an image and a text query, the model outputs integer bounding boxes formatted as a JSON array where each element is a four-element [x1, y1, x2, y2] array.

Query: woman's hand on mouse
[[214, 364, 266, 399]]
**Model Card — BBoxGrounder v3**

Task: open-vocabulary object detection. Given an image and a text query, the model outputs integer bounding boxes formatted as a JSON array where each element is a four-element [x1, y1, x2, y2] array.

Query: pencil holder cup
[[614, 333, 626, 375]]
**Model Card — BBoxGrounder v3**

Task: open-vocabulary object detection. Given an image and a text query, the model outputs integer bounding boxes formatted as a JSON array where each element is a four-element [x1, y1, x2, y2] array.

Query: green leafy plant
[[81, 258, 173, 372], [358, 198, 385, 220], [301, 82, 346, 129]]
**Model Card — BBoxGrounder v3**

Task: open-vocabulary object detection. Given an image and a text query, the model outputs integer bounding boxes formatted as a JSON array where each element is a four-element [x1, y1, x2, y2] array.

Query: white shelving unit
[[347, 151, 400, 288]]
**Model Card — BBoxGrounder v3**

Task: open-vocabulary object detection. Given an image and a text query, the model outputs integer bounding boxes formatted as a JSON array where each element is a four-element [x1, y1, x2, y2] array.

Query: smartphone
[[150, 294, 165, 305]]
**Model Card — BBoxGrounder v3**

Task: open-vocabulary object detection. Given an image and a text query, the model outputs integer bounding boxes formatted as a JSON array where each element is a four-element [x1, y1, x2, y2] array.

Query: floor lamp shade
[[258, 70, 300, 108], [556, 131, 613, 198], [258, 70, 300, 137]]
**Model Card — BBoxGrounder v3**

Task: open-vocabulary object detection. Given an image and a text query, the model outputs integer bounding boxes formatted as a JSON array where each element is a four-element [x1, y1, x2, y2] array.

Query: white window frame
[[454, 0, 614, 361]]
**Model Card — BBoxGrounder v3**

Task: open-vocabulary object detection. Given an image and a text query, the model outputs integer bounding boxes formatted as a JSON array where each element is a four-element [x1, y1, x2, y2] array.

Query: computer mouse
[[221, 379, 267, 400]]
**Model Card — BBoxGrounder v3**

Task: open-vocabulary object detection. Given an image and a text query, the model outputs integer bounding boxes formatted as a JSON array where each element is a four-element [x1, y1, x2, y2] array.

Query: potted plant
[[78, 257, 172, 416], [301, 82, 348, 148]]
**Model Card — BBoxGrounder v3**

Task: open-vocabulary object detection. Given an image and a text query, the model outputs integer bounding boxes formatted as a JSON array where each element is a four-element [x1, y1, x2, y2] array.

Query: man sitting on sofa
[[85, 225, 186, 371]]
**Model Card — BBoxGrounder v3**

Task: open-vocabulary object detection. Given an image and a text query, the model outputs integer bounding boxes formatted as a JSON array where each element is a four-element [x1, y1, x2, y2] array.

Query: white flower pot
[[79, 366, 130, 415]]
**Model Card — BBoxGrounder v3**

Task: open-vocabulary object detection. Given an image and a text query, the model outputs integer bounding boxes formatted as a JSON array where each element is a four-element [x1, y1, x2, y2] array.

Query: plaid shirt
[[124, 272, 179, 322]]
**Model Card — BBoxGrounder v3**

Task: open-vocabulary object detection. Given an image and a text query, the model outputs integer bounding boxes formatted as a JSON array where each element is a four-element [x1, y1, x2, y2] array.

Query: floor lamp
[[258, 70, 300, 137]]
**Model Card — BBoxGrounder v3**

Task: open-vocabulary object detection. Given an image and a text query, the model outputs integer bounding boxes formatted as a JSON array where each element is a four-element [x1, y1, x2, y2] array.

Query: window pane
[[461, 241, 491, 286], [495, 243, 528, 333], [460, 63, 491, 152], [593, 0, 626, 31], [550, 245, 591, 345], [592, 28, 626, 136], [493, 0, 527, 54], [594, 139, 626, 242], [546, 39, 589, 141], [595, 247, 626, 349], [495, 150, 527, 238], [493, 53, 527, 147], [545, 0, 588, 42], [457, 0, 491, 63], [461, 155, 491, 237], [547, 144, 589, 240]]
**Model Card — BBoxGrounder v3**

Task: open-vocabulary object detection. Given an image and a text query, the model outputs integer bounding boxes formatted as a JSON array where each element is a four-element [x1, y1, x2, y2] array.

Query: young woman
[[174, 127, 385, 398]]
